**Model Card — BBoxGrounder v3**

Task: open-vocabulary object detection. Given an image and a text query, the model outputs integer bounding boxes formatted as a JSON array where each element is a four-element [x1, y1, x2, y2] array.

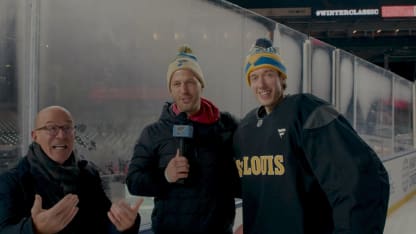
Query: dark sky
[[227, 0, 416, 9]]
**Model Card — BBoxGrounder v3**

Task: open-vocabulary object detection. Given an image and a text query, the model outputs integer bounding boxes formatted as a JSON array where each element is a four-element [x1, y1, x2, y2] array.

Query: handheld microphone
[[172, 112, 193, 184], [173, 124, 194, 155]]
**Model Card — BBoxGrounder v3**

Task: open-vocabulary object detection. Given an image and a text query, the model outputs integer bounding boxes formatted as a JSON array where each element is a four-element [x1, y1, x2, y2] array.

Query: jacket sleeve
[[83, 165, 141, 234], [126, 128, 170, 197], [120, 216, 141, 234], [221, 112, 242, 198], [227, 152, 242, 198], [0, 173, 35, 234], [301, 105, 389, 234]]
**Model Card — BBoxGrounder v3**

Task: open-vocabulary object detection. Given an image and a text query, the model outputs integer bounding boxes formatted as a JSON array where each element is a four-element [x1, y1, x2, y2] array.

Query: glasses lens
[[45, 125, 59, 135], [62, 126, 74, 134], [42, 124, 73, 135]]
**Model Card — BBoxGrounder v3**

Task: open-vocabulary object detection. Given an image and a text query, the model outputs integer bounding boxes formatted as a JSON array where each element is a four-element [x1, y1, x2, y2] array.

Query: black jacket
[[0, 148, 140, 234], [126, 103, 239, 234]]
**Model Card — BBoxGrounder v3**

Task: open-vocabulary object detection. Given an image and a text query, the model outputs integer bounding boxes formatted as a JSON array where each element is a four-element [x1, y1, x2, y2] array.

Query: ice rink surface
[[384, 194, 416, 234]]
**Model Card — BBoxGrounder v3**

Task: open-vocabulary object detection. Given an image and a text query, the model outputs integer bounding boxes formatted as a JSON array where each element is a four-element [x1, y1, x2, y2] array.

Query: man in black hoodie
[[127, 45, 240, 234]]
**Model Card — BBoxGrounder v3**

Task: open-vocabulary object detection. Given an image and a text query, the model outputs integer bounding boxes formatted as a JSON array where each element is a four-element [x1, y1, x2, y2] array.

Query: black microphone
[[172, 112, 193, 183]]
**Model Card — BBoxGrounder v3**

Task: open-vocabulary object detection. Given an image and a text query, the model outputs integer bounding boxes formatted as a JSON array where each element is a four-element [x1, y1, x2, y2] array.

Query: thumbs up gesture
[[108, 198, 144, 231]]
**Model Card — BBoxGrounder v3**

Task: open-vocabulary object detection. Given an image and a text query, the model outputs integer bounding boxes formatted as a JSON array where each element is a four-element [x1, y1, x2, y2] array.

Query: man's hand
[[165, 149, 189, 183], [234, 224, 243, 234], [108, 198, 144, 231], [31, 194, 79, 234]]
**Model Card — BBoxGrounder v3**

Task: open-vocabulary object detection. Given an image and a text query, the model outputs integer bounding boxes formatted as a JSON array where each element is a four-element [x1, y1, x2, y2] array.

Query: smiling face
[[249, 67, 285, 114], [31, 106, 75, 165], [169, 69, 202, 115]]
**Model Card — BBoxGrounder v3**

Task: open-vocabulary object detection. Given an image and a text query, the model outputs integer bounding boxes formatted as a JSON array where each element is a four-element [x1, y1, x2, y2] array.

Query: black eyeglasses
[[35, 124, 74, 136]]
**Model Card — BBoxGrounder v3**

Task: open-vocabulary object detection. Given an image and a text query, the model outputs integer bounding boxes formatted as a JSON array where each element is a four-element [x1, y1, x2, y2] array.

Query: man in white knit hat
[[127, 45, 240, 234]]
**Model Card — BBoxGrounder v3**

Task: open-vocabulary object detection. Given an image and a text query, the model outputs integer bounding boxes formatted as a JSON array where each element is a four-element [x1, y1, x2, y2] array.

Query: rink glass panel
[[0, 0, 20, 174], [393, 77, 413, 153], [310, 38, 336, 104], [274, 23, 307, 95], [338, 51, 355, 126], [355, 58, 393, 158]]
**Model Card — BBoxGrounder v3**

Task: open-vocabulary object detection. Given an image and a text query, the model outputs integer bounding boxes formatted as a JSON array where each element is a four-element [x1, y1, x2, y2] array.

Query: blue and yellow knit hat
[[244, 38, 287, 86]]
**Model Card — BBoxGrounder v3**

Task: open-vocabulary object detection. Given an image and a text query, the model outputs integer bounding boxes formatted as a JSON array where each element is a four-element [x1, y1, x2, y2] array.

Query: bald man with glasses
[[0, 106, 143, 234]]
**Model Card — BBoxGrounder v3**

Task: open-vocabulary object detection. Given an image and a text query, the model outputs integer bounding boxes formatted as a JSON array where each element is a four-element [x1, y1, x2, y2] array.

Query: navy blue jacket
[[0, 151, 140, 234], [127, 103, 239, 234]]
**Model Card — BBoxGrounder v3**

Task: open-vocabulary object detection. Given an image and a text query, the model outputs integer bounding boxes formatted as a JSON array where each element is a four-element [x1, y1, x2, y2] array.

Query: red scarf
[[172, 97, 220, 124]]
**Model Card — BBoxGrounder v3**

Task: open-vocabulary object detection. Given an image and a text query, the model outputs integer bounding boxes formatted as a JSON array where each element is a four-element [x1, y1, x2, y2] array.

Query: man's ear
[[31, 130, 37, 141]]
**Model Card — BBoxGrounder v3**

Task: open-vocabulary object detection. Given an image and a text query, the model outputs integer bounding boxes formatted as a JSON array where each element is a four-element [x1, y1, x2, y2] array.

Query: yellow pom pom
[[178, 45, 193, 54]]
